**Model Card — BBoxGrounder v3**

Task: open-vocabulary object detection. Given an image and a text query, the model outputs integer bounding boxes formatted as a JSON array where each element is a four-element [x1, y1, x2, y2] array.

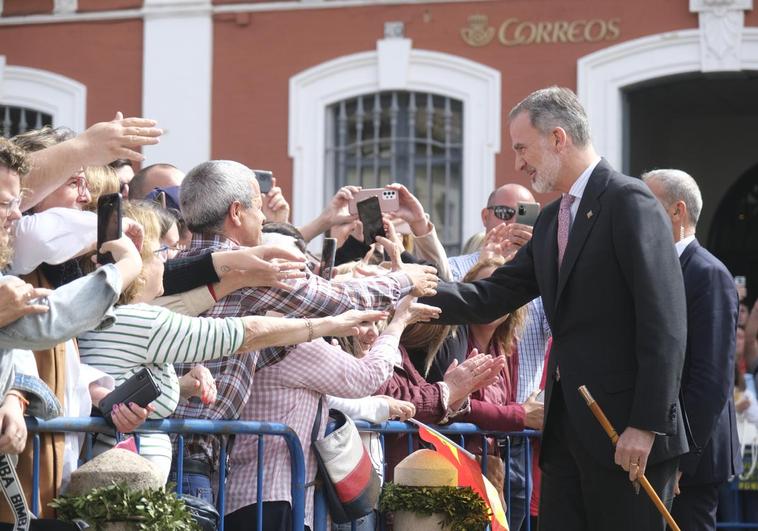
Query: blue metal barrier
[[25, 417, 307, 531], [24, 417, 756, 530]]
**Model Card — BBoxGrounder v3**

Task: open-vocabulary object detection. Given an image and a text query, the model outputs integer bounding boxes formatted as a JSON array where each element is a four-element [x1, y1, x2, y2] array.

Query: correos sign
[[461, 15, 621, 47]]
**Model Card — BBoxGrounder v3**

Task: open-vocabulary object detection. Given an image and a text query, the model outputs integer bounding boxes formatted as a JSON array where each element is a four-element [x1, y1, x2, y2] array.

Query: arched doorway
[[624, 71, 758, 247], [709, 164, 758, 301]]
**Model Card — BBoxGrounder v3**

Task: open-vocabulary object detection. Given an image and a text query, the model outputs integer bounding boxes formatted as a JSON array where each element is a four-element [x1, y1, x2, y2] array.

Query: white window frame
[[0, 56, 86, 133], [288, 37, 501, 243], [577, 27, 758, 170]]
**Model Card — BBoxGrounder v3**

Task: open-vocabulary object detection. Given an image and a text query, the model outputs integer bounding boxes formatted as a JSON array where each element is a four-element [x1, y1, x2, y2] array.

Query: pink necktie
[[557, 193, 575, 267]]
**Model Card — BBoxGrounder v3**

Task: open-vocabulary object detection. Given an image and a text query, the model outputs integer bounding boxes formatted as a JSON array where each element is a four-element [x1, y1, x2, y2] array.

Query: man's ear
[[552, 127, 567, 151], [229, 201, 243, 227], [481, 207, 489, 227], [672, 200, 686, 222]]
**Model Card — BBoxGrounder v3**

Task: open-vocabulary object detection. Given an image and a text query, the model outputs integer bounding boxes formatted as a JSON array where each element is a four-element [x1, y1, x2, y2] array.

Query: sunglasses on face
[[486, 205, 516, 221]]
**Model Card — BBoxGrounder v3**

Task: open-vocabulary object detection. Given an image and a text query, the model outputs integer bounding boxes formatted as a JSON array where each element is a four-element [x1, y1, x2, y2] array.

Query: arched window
[[326, 91, 464, 252], [0, 105, 53, 138]]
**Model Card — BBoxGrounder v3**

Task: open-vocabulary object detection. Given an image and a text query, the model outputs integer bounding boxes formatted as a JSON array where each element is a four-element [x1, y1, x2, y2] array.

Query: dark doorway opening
[[624, 72, 758, 298]]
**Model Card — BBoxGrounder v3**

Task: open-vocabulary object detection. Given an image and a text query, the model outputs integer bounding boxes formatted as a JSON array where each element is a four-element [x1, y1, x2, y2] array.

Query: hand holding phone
[[99, 367, 161, 426], [357, 197, 386, 245], [97, 193, 123, 265]]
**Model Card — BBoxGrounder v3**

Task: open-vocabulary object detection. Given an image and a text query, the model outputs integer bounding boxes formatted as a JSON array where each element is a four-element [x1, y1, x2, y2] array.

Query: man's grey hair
[[509, 86, 591, 147], [180, 160, 256, 233], [641, 168, 703, 226]]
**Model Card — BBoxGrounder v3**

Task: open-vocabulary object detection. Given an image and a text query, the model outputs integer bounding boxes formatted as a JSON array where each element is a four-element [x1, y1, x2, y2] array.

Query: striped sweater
[[78, 303, 244, 478]]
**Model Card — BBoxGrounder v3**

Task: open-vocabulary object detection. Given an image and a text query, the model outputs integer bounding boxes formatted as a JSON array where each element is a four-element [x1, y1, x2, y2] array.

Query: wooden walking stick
[[578, 385, 681, 531]]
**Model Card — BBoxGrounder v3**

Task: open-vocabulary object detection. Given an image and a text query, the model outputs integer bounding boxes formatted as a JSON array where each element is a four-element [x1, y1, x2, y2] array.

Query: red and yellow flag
[[413, 420, 509, 531]]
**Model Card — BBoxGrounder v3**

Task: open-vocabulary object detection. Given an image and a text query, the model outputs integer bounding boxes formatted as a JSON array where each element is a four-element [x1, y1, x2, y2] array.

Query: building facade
[[0, 0, 756, 277]]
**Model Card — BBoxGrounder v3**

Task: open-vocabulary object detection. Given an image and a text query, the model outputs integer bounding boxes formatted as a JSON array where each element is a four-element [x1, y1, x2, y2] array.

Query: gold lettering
[[515, 21, 536, 45], [476, 16, 621, 47], [606, 18, 621, 40], [535, 21, 554, 44], [498, 18, 520, 46], [552, 20, 570, 43], [584, 19, 605, 42], [568, 20, 585, 43]]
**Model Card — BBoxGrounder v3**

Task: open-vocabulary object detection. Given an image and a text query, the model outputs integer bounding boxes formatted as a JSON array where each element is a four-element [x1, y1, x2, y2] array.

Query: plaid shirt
[[171, 233, 413, 469], [224, 335, 400, 525]]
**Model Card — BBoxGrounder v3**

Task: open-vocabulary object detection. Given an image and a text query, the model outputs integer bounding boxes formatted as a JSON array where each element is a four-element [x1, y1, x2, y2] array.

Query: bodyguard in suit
[[423, 87, 688, 530], [643, 169, 741, 530]]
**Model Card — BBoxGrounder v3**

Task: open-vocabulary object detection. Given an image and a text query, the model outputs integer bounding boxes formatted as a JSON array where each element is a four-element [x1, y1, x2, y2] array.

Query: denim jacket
[[0, 264, 122, 402]]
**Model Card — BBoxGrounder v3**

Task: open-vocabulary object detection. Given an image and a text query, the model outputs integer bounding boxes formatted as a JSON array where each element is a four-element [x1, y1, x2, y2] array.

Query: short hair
[[0, 137, 30, 176], [641, 169, 703, 226], [132, 199, 179, 239], [108, 159, 133, 170], [129, 163, 178, 200], [12, 126, 75, 153], [180, 160, 255, 234], [509, 86, 591, 147], [261, 222, 307, 254]]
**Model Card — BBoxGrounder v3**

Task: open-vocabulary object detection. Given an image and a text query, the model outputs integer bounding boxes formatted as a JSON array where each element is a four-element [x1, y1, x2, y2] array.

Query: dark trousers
[[539, 384, 678, 531], [670, 482, 719, 531], [505, 437, 528, 531], [225, 501, 311, 531]]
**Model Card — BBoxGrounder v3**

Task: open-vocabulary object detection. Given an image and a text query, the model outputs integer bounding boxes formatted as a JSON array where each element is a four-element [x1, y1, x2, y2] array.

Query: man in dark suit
[[424, 87, 688, 530], [643, 169, 741, 530]]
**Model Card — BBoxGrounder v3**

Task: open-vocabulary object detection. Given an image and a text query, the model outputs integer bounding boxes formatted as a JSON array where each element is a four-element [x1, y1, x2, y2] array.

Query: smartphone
[[515, 202, 540, 227], [253, 170, 273, 194], [357, 196, 386, 245], [348, 188, 400, 215], [99, 367, 161, 424], [320, 237, 337, 280], [96, 193, 123, 265]]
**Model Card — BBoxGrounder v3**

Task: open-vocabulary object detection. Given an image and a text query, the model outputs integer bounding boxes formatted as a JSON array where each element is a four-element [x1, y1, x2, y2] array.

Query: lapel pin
[[586, 210, 594, 219]]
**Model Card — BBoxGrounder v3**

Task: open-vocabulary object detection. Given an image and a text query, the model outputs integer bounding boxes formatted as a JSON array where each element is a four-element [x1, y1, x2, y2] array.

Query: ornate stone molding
[[690, 0, 753, 71]]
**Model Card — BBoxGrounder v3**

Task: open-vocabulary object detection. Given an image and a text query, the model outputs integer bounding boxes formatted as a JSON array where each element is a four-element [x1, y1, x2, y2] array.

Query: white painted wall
[[142, 0, 212, 172]]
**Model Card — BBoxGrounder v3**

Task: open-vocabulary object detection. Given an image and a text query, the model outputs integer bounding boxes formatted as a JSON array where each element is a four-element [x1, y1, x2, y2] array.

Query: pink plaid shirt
[[224, 334, 401, 526], [172, 233, 413, 469]]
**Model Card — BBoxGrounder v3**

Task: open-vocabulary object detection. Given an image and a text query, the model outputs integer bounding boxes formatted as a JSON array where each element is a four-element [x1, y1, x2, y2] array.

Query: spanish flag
[[410, 419, 509, 531]]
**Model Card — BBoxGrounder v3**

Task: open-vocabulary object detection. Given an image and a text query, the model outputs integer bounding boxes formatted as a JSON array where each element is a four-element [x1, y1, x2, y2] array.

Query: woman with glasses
[[77, 201, 386, 480]]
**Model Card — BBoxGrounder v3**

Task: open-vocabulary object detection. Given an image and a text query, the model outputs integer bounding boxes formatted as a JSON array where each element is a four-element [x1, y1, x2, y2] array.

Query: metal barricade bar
[[25, 417, 307, 531]]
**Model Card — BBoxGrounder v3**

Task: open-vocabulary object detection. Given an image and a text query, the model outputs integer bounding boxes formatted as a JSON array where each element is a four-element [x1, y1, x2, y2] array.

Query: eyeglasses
[[154, 244, 186, 262], [0, 196, 22, 218], [486, 205, 516, 221], [69, 175, 89, 201]]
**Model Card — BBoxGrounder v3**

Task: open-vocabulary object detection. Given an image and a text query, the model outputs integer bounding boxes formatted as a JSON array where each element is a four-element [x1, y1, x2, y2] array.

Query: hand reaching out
[[0, 277, 51, 327], [261, 177, 291, 223], [179, 364, 217, 405]]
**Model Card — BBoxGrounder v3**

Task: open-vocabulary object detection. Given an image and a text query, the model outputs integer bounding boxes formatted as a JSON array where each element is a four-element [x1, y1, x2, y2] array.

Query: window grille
[[0, 105, 52, 138], [326, 91, 464, 254]]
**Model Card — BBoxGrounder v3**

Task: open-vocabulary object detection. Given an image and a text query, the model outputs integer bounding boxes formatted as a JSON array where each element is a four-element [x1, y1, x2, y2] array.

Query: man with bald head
[[448, 182, 551, 530], [449, 183, 536, 281], [127, 163, 185, 200]]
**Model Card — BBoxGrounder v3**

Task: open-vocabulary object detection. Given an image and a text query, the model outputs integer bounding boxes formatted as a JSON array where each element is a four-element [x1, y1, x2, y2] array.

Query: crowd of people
[[0, 87, 751, 531]]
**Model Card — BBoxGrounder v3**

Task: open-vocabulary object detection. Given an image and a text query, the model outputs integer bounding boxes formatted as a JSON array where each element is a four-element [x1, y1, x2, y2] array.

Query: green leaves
[[379, 483, 491, 531], [50, 482, 201, 531]]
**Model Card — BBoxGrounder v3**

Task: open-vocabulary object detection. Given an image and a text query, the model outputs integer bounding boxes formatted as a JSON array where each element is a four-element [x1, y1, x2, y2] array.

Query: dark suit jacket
[[678, 239, 741, 485], [424, 159, 689, 469]]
